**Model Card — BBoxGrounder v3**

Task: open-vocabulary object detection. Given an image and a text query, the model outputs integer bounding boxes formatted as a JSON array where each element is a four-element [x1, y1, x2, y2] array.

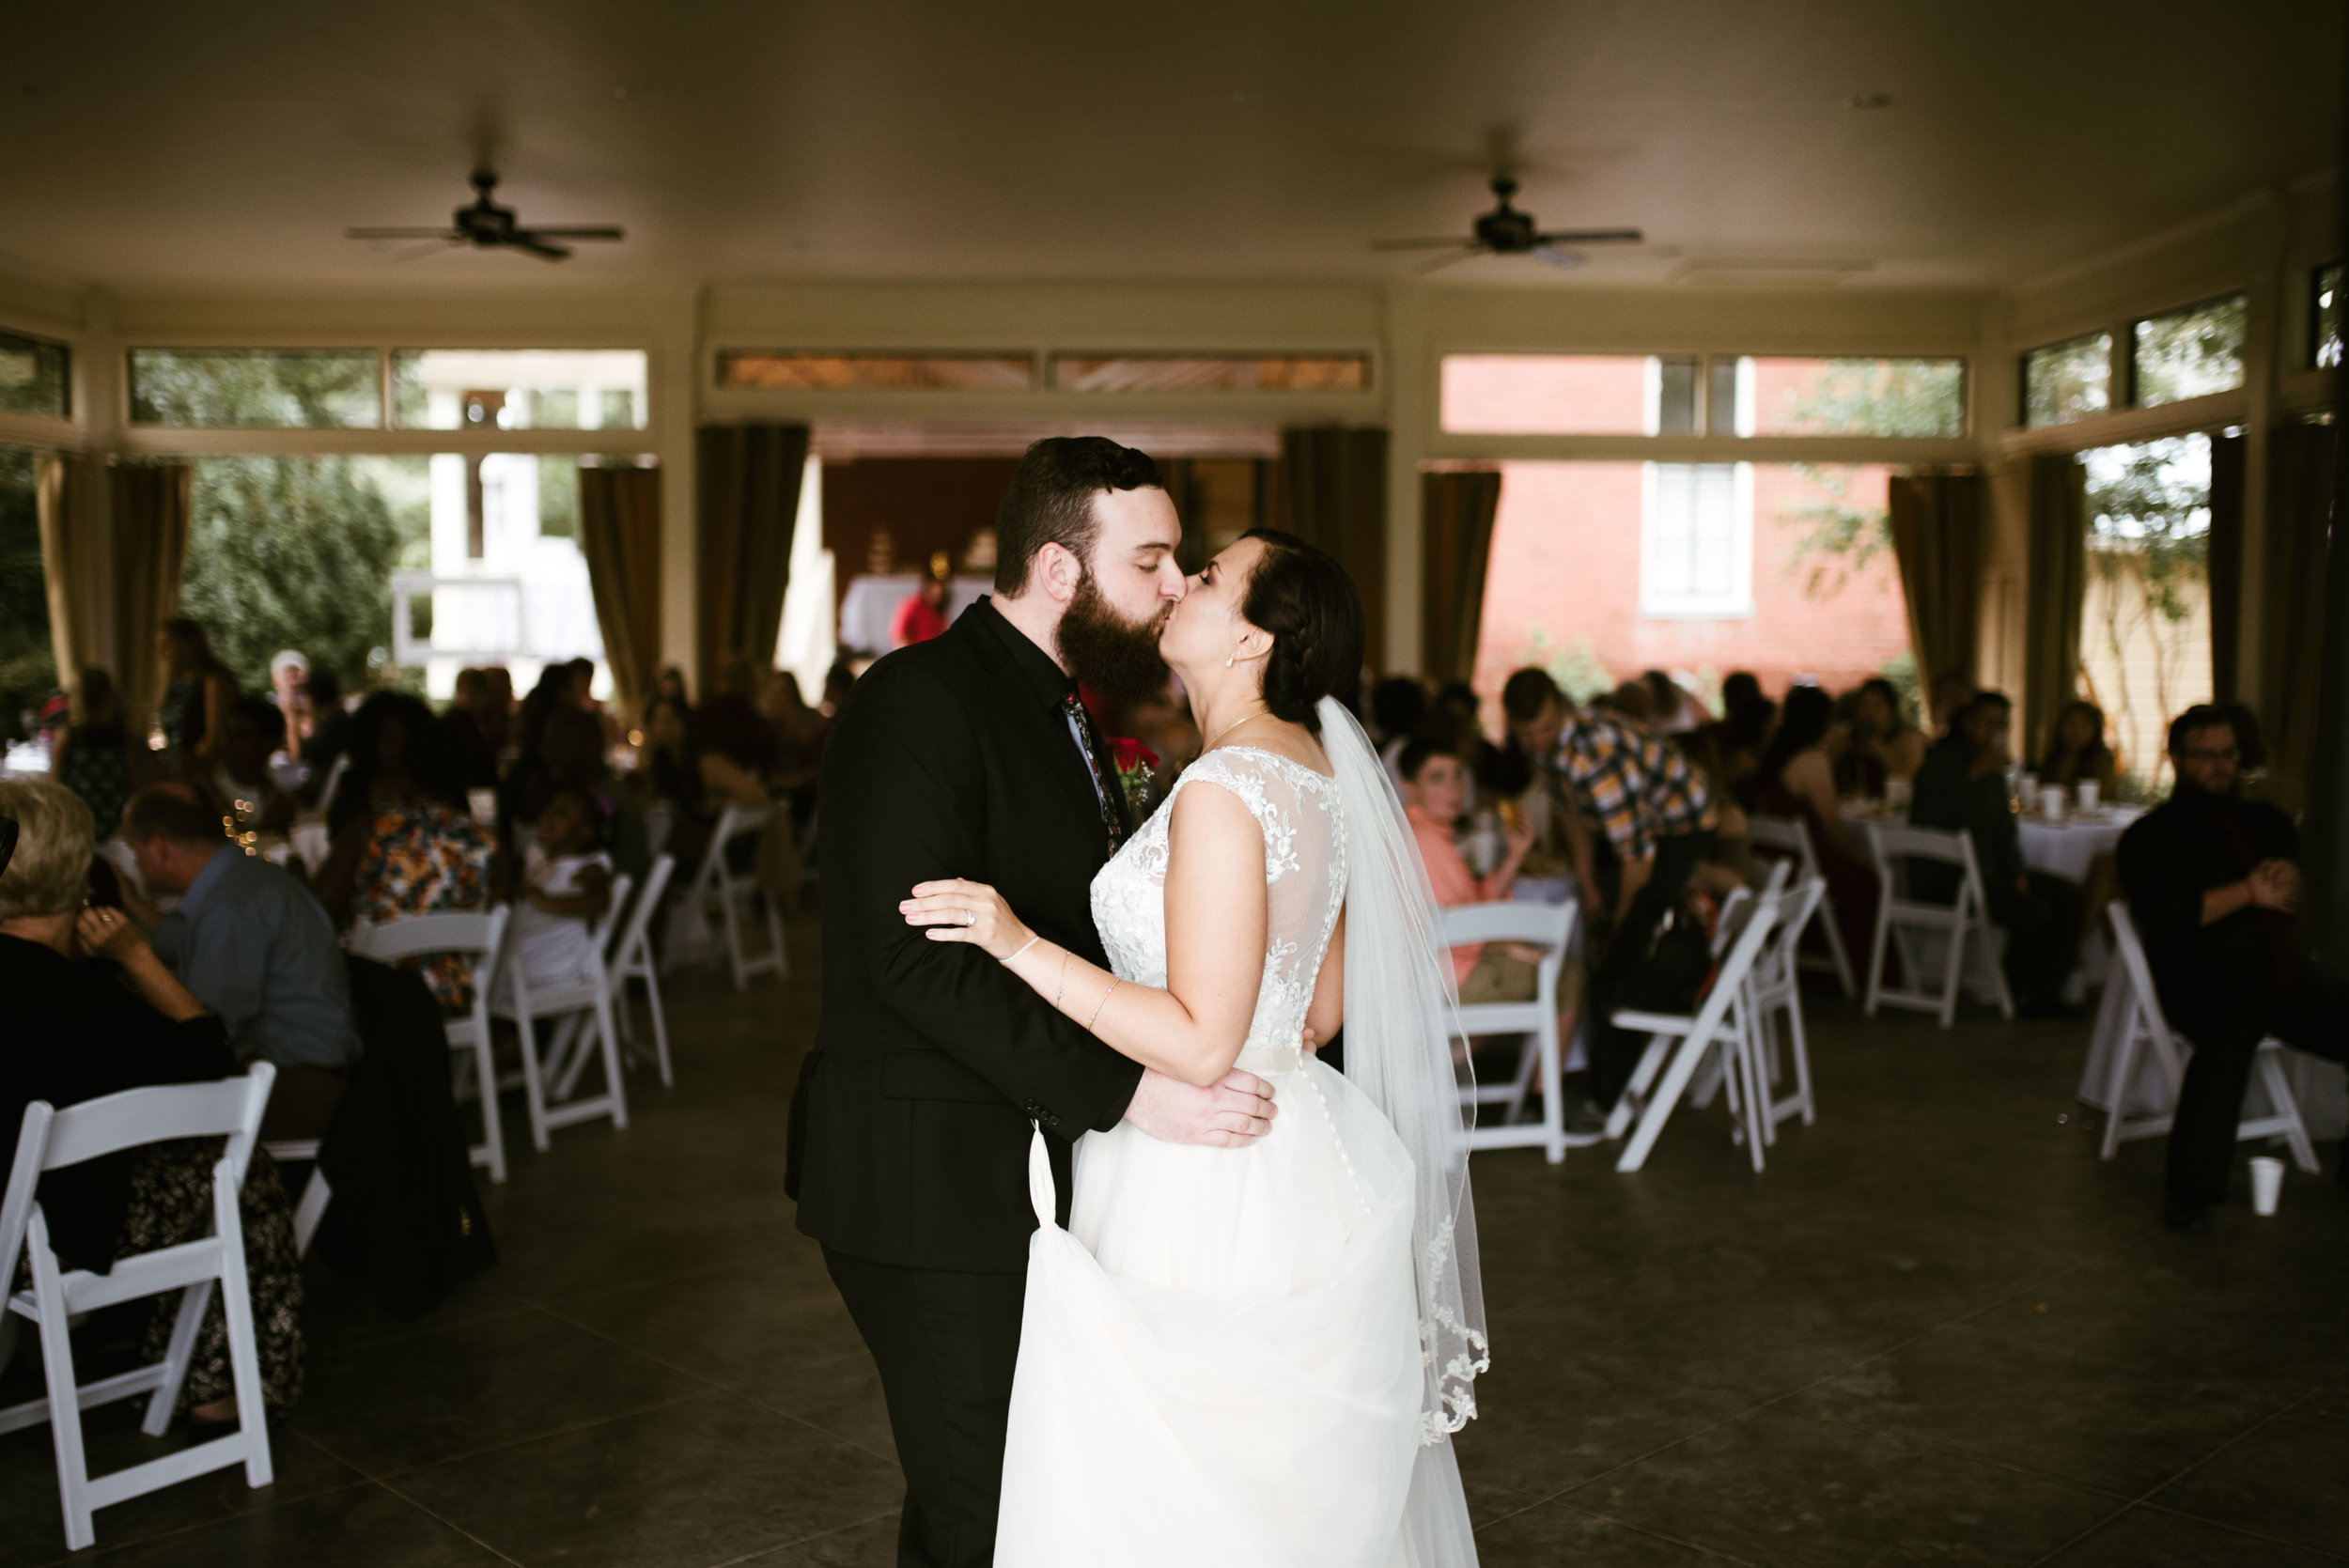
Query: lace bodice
[[1090, 746, 1346, 1068]]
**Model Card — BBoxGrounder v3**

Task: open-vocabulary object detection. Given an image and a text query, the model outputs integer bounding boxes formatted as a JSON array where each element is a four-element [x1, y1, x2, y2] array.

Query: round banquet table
[[2016, 804, 2141, 883]]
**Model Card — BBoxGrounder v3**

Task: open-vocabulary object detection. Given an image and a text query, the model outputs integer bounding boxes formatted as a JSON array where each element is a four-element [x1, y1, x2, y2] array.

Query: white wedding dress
[[995, 744, 1481, 1568]]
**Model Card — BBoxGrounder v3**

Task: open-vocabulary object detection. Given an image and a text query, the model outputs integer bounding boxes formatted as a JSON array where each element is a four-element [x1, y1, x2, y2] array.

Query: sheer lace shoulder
[[1090, 746, 1346, 1058]]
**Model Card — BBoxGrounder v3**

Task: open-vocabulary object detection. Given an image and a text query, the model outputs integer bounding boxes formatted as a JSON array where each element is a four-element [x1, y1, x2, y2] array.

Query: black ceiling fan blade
[[346, 226, 463, 240], [521, 226, 625, 241], [1413, 249, 1485, 275], [1532, 228, 1644, 245], [506, 236, 575, 260], [1371, 238, 1476, 251]]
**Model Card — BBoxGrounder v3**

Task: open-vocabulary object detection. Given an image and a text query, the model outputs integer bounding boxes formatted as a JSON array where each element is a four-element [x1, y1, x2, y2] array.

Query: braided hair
[[1236, 528, 1363, 737]]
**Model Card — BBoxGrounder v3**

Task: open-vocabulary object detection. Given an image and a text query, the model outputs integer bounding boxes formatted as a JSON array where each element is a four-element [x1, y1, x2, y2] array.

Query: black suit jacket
[[2116, 788, 2300, 1032], [787, 599, 1144, 1273]]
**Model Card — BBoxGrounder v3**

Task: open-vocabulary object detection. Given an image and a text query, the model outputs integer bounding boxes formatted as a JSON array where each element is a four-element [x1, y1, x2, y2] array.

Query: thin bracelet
[[1054, 950, 1072, 1009], [1002, 933, 1042, 965], [1085, 978, 1119, 1032]]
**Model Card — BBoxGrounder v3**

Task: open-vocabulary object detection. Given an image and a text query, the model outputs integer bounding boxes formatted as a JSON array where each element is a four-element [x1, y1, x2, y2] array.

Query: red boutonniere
[[1110, 737, 1159, 814]]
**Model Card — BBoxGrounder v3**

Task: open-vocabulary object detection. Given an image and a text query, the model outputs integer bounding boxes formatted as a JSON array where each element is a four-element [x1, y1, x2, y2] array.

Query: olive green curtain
[[695, 424, 807, 695], [2260, 418, 2336, 810], [578, 463, 664, 722], [34, 454, 101, 718], [2022, 454, 2088, 761], [1279, 426, 1388, 670], [2205, 430, 2247, 704], [1885, 471, 1982, 701], [36, 457, 194, 725], [1420, 470, 1501, 686]]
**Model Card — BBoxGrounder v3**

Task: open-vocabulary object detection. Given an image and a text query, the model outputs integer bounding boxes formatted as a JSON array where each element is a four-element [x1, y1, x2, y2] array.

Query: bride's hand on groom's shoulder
[[1125, 1067, 1277, 1148], [901, 877, 1033, 962]]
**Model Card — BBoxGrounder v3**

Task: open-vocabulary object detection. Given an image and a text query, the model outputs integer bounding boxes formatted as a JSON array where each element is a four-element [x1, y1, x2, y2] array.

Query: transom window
[[1440, 354, 1965, 438], [1641, 461, 1752, 618], [0, 331, 70, 420]]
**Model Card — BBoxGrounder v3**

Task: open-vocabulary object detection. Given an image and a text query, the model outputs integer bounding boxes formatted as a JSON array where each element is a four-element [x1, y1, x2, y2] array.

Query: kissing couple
[[788, 437, 1486, 1566]]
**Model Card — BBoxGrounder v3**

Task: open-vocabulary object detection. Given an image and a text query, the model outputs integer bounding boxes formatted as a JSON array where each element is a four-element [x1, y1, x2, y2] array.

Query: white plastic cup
[[468, 788, 498, 828], [2040, 785, 2066, 822], [2249, 1156, 2284, 1217], [1885, 777, 1912, 815], [2077, 781, 2100, 812]]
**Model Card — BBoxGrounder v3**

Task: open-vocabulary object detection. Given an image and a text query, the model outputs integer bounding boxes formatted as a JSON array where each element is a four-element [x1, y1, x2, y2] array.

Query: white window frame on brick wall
[[1640, 460, 1754, 619]]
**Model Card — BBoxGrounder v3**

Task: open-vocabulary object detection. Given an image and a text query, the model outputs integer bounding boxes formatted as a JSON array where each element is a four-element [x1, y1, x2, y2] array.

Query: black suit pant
[[2167, 973, 2349, 1203], [1590, 830, 1716, 1110], [1986, 871, 2086, 1009], [824, 1247, 1026, 1568]]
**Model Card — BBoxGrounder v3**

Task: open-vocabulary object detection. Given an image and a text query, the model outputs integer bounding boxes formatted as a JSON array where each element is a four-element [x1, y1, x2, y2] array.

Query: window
[[2078, 435, 2213, 790], [717, 351, 1034, 391], [130, 349, 381, 429], [0, 331, 70, 420], [0, 446, 52, 746], [2315, 262, 2343, 370], [1049, 354, 1368, 394], [2021, 333, 2112, 428], [1743, 357, 1967, 437], [1641, 462, 1752, 617], [393, 349, 649, 430], [1439, 355, 1666, 435], [2131, 294, 2246, 408]]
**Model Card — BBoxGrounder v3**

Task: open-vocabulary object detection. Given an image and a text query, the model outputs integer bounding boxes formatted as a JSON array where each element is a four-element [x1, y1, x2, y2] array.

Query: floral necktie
[[1061, 691, 1125, 856]]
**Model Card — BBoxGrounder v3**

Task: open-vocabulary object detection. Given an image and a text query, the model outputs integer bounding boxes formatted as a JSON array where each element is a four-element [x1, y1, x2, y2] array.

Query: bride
[[899, 528, 1486, 1567]]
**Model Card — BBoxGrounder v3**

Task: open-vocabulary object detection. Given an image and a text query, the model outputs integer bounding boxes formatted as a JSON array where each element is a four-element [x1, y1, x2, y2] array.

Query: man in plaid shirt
[[1503, 669, 1719, 1121]]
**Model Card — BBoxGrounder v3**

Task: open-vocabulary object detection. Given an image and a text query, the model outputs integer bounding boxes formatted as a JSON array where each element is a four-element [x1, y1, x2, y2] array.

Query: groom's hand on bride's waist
[[1125, 1067, 1276, 1147]]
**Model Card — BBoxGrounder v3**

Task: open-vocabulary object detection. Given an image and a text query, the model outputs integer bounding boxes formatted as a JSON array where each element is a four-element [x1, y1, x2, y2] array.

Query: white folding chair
[[490, 900, 630, 1154], [1862, 822, 2014, 1027], [1444, 900, 1579, 1164], [689, 805, 787, 990], [1742, 875, 1828, 1145], [349, 907, 513, 1183], [608, 854, 678, 1087], [0, 1066, 278, 1551], [1747, 813, 1859, 998], [260, 1139, 331, 1259], [310, 752, 351, 822], [2095, 903, 2319, 1171], [541, 869, 639, 1100], [1606, 890, 1781, 1173]]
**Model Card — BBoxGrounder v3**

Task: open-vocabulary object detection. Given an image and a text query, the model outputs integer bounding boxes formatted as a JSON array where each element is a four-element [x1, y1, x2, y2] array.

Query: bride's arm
[[902, 781, 1269, 1088]]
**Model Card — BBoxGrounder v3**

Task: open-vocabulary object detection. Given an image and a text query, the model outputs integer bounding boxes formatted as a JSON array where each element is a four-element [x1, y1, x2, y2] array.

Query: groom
[[787, 437, 1279, 1567]]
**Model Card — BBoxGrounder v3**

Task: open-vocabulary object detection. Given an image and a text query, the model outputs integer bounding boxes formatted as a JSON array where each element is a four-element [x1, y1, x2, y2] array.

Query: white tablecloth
[[2017, 806, 2141, 884], [837, 575, 994, 655]]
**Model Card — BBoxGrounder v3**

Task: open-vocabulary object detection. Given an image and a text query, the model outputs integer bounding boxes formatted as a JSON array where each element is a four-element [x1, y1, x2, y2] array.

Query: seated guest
[[1370, 675, 1430, 784], [49, 667, 143, 841], [1700, 672, 1776, 813], [1909, 691, 2085, 1014], [500, 708, 650, 889], [639, 694, 718, 872], [1755, 685, 1880, 973], [1843, 676, 1926, 797], [213, 696, 299, 831], [500, 785, 616, 1002], [2038, 699, 2119, 798], [654, 666, 690, 708], [123, 783, 363, 1141], [2118, 706, 2349, 1229], [1503, 668, 1716, 1120], [1927, 668, 1976, 739], [267, 650, 311, 742], [0, 780, 305, 1421], [443, 666, 504, 792], [312, 692, 494, 1010], [296, 667, 350, 807]]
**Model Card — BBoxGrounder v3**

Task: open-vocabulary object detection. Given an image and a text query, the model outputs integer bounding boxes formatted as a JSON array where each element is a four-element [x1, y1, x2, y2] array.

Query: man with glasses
[[2117, 704, 2349, 1231]]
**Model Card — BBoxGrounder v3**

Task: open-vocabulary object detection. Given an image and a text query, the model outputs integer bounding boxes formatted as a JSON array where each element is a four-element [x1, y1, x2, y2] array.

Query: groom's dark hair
[[994, 437, 1163, 594]]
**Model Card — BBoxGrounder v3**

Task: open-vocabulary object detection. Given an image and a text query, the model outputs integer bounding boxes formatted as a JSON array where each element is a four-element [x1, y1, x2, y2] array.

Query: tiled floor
[[3, 914, 2343, 1565]]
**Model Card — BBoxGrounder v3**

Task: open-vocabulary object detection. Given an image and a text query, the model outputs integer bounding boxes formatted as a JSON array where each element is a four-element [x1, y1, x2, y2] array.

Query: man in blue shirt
[[124, 783, 363, 1140]]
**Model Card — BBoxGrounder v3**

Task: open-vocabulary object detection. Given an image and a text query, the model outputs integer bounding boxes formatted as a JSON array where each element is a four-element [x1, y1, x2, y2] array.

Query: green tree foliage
[[0, 447, 56, 741], [2085, 440, 2208, 621], [179, 456, 424, 695], [129, 349, 379, 429], [1775, 359, 1963, 599]]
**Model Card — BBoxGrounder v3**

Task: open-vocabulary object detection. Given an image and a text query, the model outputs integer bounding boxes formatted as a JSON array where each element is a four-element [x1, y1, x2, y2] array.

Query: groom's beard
[[1058, 570, 1171, 703]]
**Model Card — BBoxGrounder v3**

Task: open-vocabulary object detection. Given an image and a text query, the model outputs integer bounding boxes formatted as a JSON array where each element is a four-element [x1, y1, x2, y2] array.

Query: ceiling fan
[[1374, 175, 1641, 271], [346, 169, 624, 261]]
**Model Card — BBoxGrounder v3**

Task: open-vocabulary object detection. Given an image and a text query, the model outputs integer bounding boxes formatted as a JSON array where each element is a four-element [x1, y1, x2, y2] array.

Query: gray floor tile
[[287, 1308, 712, 1475], [1452, 1348, 1753, 1508], [1476, 1498, 1754, 1565], [2044, 1502, 2345, 1566], [391, 1389, 903, 1568], [2144, 1406, 2349, 1557], [1562, 1404, 2118, 1567], [739, 1514, 899, 1566], [1785, 1324, 2279, 1496], [728, 1347, 898, 1464], [63, 1482, 509, 1567], [552, 1250, 870, 1388]]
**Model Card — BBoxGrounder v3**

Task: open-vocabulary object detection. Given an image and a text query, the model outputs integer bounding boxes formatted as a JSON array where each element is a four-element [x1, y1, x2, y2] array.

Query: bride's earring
[[1225, 649, 1236, 668]]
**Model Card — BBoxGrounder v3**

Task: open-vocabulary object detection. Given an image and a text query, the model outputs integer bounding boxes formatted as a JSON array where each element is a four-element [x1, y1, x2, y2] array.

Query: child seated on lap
[[504, 786, 614, 996]]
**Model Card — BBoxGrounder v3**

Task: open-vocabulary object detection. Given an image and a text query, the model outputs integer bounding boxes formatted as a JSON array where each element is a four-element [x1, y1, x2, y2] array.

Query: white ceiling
[[2, 0, 2338, 293]]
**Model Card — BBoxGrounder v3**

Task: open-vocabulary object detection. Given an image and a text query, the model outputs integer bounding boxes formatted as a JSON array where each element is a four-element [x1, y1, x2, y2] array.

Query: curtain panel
[[695, 425, 808, 695], [579, 463, 664, 722], [1884, 472, 1982, 700], [1420, 470, 1501, 687], [34, 454, 103, 718], [2205, 431, 2248, 705], [2260, 419, 2337, 810], [1279, 427, 1388, 671], [2022, 455, 2088, 761]]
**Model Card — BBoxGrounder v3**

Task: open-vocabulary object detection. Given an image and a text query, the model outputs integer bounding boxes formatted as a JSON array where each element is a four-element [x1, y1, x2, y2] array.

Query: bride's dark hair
[[1237, 528, 1364, 737]]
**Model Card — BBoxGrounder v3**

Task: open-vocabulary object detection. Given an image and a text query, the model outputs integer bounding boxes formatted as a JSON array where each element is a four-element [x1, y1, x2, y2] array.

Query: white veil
[[1316, 696, 1488, 1443]]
